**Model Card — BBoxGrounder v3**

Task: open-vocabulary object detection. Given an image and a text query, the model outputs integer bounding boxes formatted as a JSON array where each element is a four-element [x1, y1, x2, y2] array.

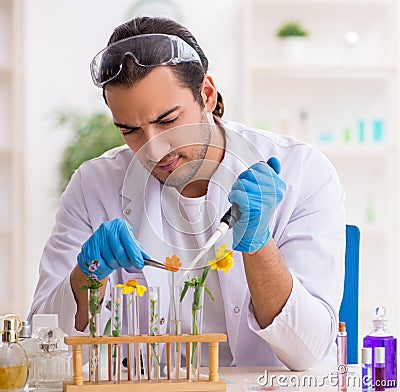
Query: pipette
[[177, 203, 241, 281], [177, 158, 280, 279]]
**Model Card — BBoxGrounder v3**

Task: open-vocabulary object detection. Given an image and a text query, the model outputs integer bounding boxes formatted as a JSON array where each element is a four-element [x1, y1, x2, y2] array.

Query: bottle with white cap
[[362, 347, 372, 391], [375, 347, 385, 391]]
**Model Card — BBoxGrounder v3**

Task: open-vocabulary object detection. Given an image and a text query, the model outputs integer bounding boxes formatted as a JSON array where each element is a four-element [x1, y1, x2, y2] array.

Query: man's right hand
[[228, 158, 286, 253], [77, 218, 149, 280]]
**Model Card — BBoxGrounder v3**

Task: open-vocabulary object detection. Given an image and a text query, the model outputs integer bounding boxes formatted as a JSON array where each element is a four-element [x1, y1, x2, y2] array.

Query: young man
[[29, 17, 345, 370]]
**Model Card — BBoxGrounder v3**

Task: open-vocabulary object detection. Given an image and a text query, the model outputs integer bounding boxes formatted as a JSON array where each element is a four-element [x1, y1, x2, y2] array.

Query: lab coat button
[[233, 306, 240, 313], [125, 209, 132, 215], [160, 317, 165, 325]]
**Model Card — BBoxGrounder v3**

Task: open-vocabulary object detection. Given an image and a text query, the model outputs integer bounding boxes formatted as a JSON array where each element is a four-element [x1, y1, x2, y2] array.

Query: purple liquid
[[363, 335, 397, 388], [375, 364, 385, 391]]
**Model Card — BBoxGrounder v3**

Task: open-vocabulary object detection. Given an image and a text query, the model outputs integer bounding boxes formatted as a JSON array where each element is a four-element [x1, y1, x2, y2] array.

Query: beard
[[152, 148, 208, 188], [141, 112, 213, 188]]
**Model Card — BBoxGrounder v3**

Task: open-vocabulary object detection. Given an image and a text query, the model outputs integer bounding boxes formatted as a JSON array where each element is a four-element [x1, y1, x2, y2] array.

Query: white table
[[72, 363, 362, 392], [220, 365, 362, 392]]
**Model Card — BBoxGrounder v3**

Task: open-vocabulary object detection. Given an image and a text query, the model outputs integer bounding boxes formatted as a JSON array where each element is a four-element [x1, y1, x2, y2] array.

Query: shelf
[[359, 225, 391, 237], [248, 64, 396, 79], [243, 0, 400, 354], [319, 145, 395, 159]]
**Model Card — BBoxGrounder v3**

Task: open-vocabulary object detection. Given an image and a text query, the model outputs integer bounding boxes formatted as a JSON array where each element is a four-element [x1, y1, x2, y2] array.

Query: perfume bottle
[[33, 327, 73, 389], [362, 347, 373, 391], [19, 320, 40, 391], [375, 347, 386, 391], [0, 314, 28, 391], [18, 320, 32, 342], [337, 322, 347, 392], [363, 306, 397, 388]]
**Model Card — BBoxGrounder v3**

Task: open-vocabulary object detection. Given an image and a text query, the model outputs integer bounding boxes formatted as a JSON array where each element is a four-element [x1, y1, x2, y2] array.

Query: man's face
[[105, 67, 214, 188]]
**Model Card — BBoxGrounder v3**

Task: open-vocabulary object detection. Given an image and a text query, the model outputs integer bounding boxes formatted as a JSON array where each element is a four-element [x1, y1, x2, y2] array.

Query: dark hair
[[102, 17, 224, 118]]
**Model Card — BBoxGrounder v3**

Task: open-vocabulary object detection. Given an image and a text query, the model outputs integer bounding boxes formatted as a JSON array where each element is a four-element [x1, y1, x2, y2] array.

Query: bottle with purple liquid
[[363, 306, 397, 388]]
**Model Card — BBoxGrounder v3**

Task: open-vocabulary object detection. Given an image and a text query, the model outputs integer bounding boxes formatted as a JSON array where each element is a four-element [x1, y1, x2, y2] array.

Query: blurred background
[[0, 0, 399, 360]]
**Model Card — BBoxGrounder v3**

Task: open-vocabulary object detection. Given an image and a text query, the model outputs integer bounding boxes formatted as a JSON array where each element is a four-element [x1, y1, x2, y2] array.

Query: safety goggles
[[90, 33, 203, 87]]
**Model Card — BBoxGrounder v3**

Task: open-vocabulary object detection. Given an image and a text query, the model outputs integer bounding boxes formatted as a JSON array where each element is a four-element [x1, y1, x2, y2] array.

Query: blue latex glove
[[77, 218, 150, 280], [228, 157, 286, 253]]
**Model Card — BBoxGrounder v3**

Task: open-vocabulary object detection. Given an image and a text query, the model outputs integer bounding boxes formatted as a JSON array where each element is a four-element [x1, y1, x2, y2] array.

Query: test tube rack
[[63, 333, 227, 391]]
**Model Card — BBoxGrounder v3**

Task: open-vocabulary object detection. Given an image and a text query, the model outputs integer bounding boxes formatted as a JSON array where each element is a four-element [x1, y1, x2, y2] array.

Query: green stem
[[172, 272, 180, 358], [172, 273, 181, 335], [150, 343, 160, 365], [191, 308, 199, 367], [150, 298, 160, 366]]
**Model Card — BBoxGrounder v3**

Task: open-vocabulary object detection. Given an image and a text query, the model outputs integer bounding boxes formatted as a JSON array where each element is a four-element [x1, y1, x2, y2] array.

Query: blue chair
[[339, 224, 360, 364]]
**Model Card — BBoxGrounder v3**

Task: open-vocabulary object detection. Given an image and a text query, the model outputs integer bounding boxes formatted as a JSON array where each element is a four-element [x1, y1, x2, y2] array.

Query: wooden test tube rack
[[63, 333, 227, 391]]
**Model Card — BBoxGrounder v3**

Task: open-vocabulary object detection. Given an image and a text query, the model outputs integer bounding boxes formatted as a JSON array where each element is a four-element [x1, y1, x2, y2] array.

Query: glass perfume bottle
[[19, 320, 40, 391], [0, 314, 28, 391], [33, 326, 73, 389], [375, 347, 386, 392], [363, 306, 397, 388], [362, 347, 372, 392], [18, 320, 32, 342], [337, 321, 347, 392]]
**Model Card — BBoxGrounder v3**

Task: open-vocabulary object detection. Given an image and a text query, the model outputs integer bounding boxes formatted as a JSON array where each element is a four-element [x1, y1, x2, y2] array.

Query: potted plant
[[276, 22, 309, 63], [55, 111, 124, 194]]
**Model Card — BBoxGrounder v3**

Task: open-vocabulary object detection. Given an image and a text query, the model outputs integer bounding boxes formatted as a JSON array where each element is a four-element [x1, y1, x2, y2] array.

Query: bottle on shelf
[[363, 306, 397, 388], [298, 109, 310, 143]]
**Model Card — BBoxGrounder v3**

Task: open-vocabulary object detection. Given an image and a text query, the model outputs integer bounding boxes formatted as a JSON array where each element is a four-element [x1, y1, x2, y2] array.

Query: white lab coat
[[29, 120, 345, 370]]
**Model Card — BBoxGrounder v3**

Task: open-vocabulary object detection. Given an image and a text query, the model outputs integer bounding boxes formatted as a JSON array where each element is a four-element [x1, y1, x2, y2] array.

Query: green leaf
[[200, 266, 210, 285], [104, 318, 111, 336], [204, 286, 215, 302], [277, 22, 308, 38], [180, 281, 190, 302]]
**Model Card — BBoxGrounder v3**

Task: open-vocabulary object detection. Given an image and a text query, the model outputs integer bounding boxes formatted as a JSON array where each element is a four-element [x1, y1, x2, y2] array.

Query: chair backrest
[[339, 224, 360, 364]]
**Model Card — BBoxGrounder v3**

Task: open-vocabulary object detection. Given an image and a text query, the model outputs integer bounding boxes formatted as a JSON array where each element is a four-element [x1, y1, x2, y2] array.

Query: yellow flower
[[135, 284, 147, 297], [117, 280, 147, 297], [208, 244, 234, 274], [164, 254, 182, 272]]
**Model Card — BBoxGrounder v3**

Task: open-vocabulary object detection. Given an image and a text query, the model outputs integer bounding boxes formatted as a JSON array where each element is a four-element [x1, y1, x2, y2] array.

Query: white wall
[[23, 0, 242, 316]]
